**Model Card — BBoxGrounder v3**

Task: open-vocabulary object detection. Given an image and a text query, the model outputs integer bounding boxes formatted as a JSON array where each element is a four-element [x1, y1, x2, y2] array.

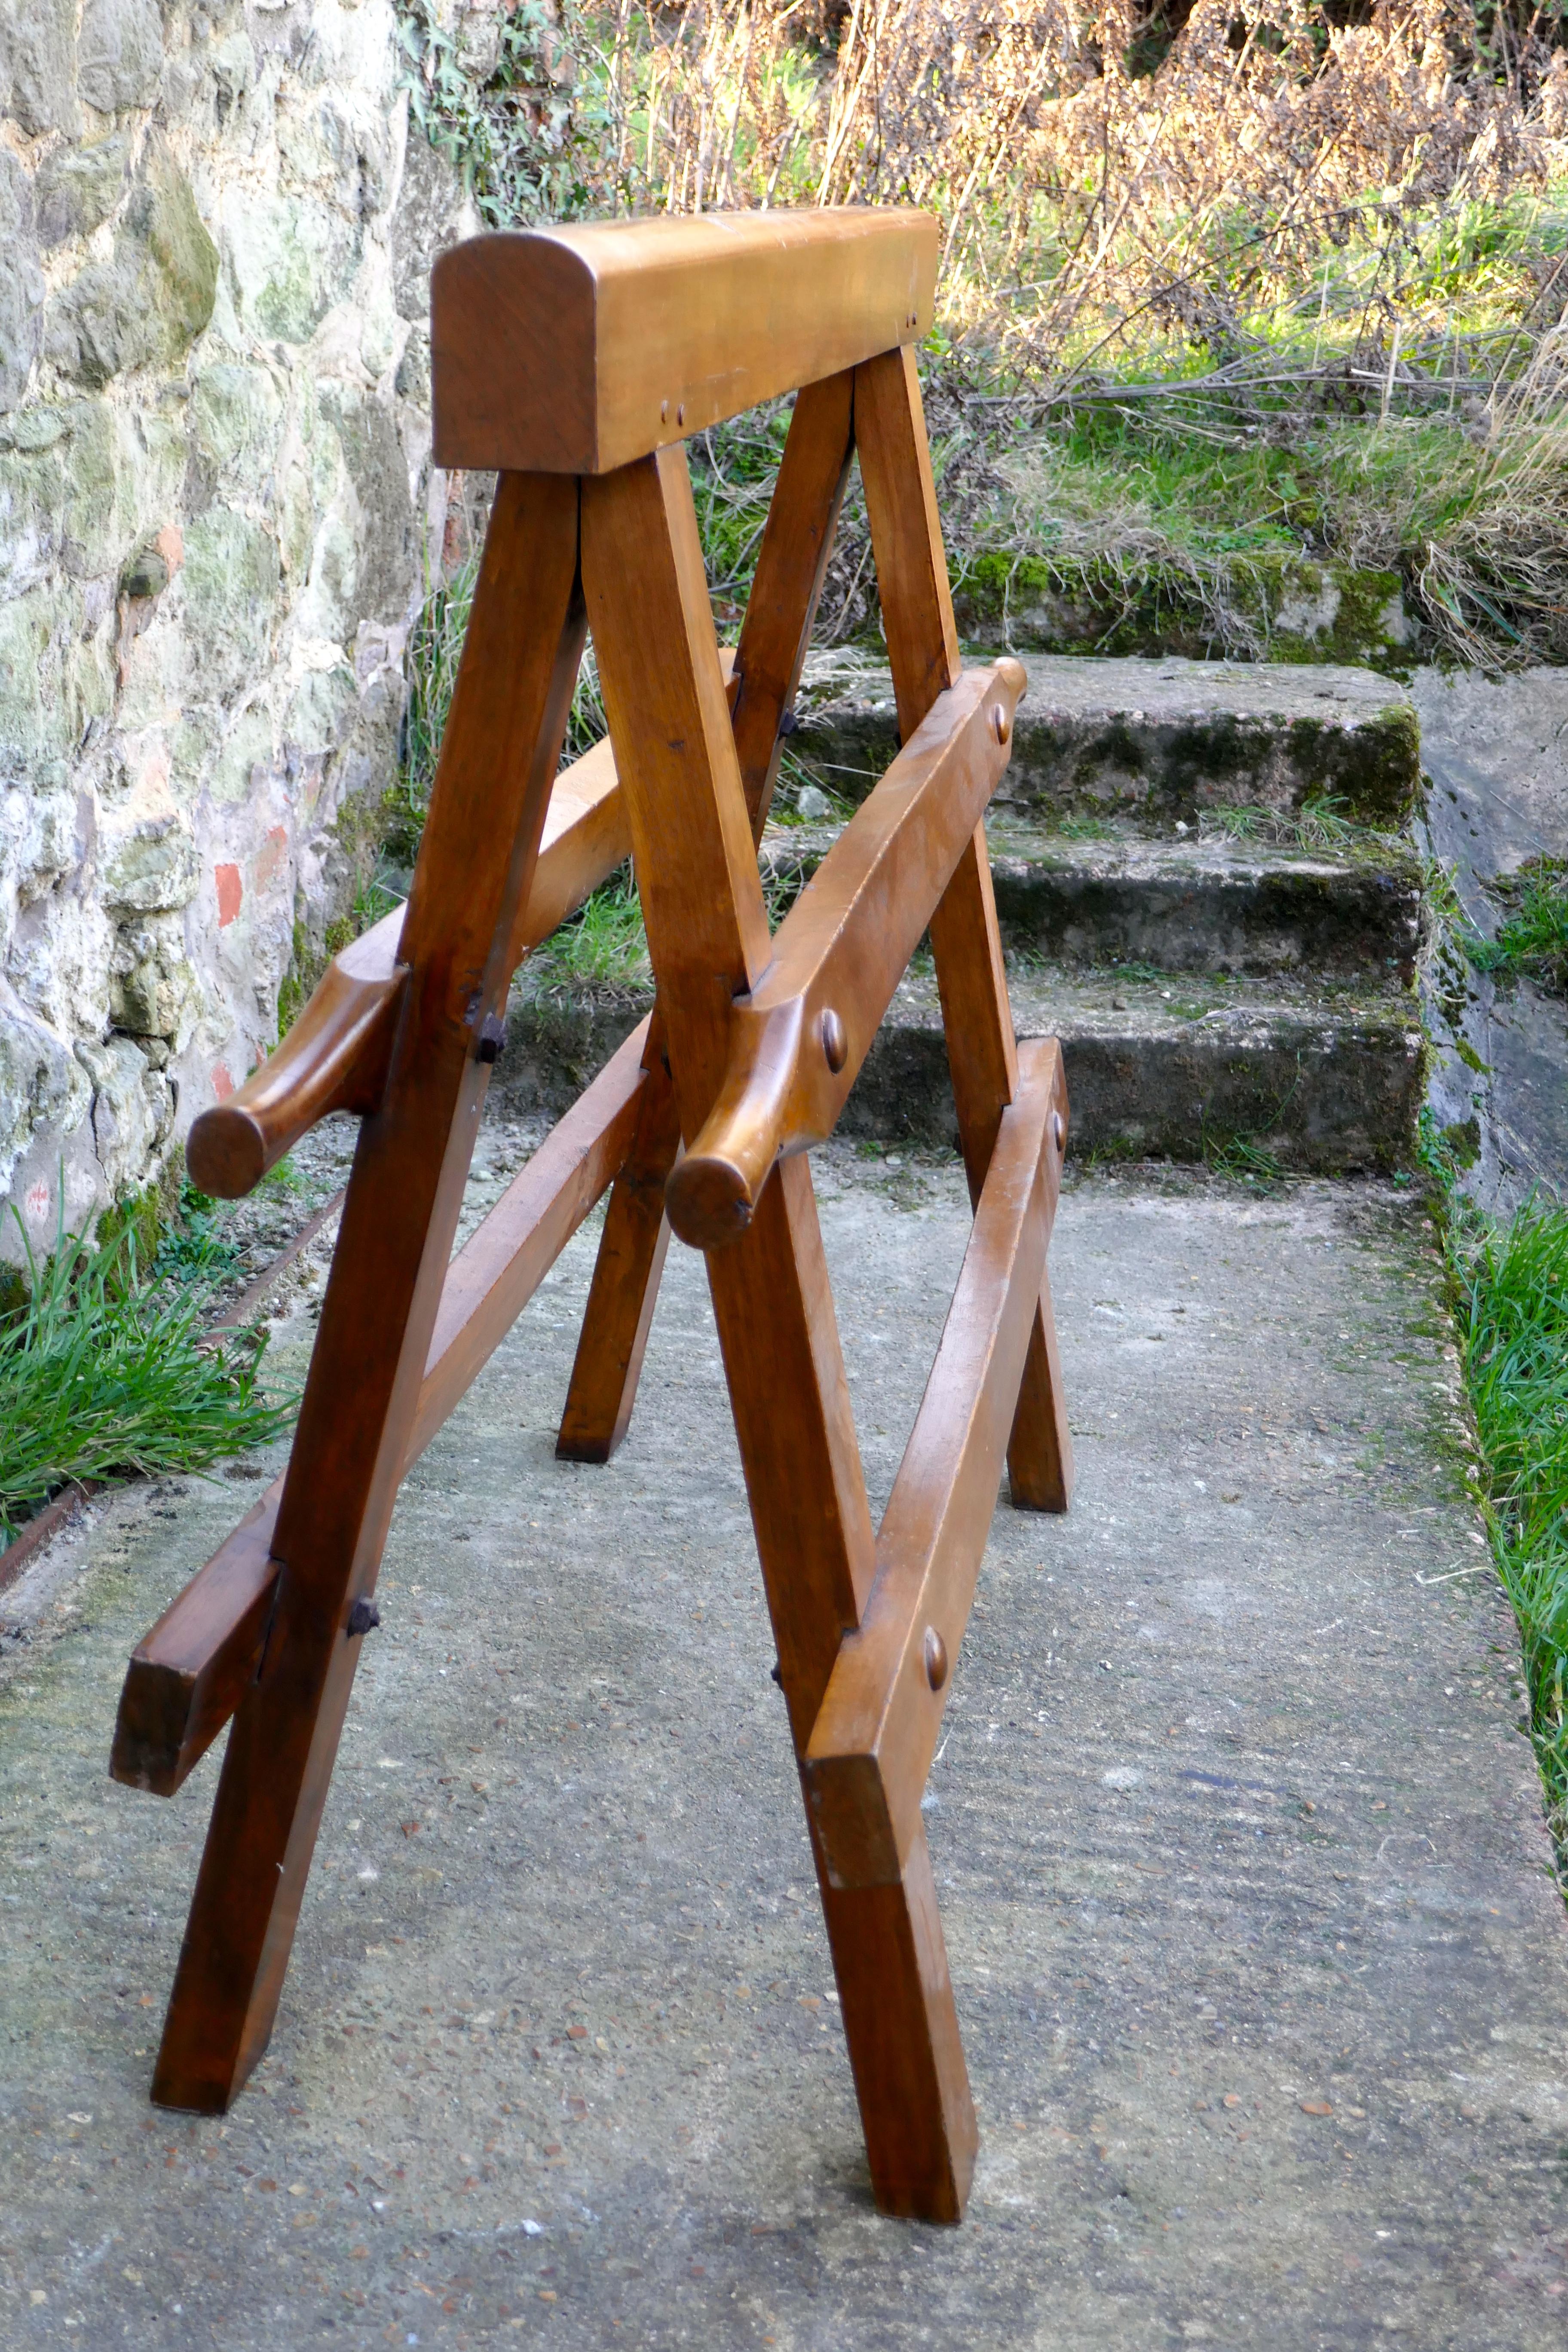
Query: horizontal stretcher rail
[[802, 1037, 1068, 1890], [433, 209, 937, 478], [665, 659, 1026, 1250], [110, 1020, 653, 1798]]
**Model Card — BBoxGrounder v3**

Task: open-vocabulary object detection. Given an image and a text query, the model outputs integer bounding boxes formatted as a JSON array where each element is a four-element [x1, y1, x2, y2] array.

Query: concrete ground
[[2, 1152, 1567, 2349]]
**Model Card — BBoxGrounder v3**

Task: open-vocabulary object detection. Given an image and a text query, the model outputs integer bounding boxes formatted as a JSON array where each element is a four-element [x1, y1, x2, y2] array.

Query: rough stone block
[[223, 188, 362, 345], [109, 912, 202, 1047], [188, 363, 285, 483], [181, 507, 283, 700], [75, 1030, 172, 1195], [35, 133, 130, 251], [0, 0, 80, 137], [0, 975, 88, 1195], [46, 137, 217, 387], [100, 812, 200, 917], [77, 0, 163, 115], [796, 655, 1421, 830], [0, 149, 43, 413]]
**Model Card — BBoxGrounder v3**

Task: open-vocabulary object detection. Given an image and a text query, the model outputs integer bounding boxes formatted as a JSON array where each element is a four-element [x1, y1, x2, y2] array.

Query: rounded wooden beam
[[186, 915, 405, 1198], [433, 210, 937, 477], [187, 1104, 269, 1200], [664, 660, 1028, 1253]]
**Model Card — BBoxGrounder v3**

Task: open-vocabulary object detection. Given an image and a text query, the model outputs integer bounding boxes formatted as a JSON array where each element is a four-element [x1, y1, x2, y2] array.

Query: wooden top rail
[[665, 658, 1026, 1250], [433, 208, 937, 476]]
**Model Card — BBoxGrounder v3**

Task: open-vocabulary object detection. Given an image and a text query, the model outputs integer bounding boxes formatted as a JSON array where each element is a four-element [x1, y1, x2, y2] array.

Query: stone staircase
[[503, 655, 1426, 1170]]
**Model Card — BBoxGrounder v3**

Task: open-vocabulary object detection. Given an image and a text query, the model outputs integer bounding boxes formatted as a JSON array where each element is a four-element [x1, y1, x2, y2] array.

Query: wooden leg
[[556, 1025, 680, 1463], [707, 1158, 976, 2220], [857, 349, 1072, 1515], [151, 474, 587, 2111], [584, 452, 979, 2222], [1008, 1263, 1074, 1513], [560, 373, 858, 1460], [930, 840, 1073, 1513], [729, 368, 856, 828], [820, 1821, 977, 2223]]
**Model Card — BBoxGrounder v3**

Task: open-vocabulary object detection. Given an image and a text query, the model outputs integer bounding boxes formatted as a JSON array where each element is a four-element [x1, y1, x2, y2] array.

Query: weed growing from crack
[[1204, 1135, 1288, 1188], [1467, 856, 1568, 993], [1198, 794, 1381, 854]]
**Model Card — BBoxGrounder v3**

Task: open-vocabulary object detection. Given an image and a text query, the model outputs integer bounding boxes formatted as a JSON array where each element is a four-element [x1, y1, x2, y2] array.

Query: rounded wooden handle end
[[665, 1155, 756, 1251], [186, 1105, 269, 1200]]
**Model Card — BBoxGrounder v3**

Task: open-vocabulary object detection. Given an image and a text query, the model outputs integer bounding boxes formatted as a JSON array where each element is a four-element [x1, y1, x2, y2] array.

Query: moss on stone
[[951, 549, 1420, 677]]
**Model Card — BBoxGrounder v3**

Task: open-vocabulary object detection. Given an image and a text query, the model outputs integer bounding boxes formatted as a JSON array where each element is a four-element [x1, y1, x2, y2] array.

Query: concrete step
[[500, 967, 1421, 1172], [793, 652, 1421, 830], [760, 816, 1421, 982]]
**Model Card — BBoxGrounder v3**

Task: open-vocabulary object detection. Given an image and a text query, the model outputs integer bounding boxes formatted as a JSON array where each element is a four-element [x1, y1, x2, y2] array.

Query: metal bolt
[[923, 1626, 949, 1691], [346, 1598, 381, 1639], [821, 1007, 848, 1075], [776, 707, 799, 738], [676, 402, 686, 427], [477, 1011, 508, 1064], [991, 704, 1011, 747], [660, 399, 670, 422], [1051, 1109, 1065, 1155], [769, 1661, 782, 1686]]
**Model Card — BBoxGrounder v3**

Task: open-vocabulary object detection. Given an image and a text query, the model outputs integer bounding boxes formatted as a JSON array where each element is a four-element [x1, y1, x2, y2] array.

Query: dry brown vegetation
[[401, 2, 1568, 661], [530, 1, 1568, 356]]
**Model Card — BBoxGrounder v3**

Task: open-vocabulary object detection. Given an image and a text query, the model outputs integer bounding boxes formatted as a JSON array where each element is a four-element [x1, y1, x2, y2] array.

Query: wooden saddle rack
[[110, 207, 1073, 2226]]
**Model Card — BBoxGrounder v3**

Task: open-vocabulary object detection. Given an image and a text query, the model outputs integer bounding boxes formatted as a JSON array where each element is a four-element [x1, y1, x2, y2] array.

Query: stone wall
[[0, 0, 479, 1262]]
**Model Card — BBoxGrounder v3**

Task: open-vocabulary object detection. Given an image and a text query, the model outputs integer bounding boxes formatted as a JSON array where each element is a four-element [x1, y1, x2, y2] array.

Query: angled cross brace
[[804, 1038, 1068, 1888], [111, 209, 1073, 2228], [110, 1019, 652, 1796]]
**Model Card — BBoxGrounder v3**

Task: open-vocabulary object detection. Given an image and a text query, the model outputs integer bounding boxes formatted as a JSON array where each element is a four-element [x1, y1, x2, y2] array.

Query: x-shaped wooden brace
[[111, 215, 1072, 2224]]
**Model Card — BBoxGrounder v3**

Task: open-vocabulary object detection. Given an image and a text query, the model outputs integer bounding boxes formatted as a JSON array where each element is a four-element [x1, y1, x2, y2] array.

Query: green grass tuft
[[1423, 1108, 1568, 1871], [1446, 1194, 1568, 1859], [1204, 1134, 1286, 1189], [522, 867, 649, 992], [1469, 858, 1568, 993], [0, 1201, 291, 1544]]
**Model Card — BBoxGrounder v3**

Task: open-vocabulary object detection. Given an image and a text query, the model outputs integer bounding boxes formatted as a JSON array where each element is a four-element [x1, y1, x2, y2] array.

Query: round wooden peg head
[[820, 1006, 848, 1074], [923, 1625, 949, 1691]]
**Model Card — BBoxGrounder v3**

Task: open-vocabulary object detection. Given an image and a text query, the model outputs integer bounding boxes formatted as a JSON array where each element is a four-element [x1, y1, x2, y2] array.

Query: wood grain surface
[[434, 211, 935, 475]]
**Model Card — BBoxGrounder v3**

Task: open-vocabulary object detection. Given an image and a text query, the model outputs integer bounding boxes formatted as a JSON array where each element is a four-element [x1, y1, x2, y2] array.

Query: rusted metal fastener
[[346, 1598, 381, 1639]]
